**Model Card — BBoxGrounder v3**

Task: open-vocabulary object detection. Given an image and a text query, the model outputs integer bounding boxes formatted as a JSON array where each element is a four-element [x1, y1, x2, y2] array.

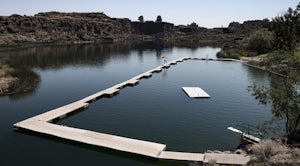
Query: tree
[[262, 18, 271, 29], [245, 29, 274, 54], [248, 76, 300, 143], [189, 22, 198, 28], [156, 15, 162, 22], [271, 7, 298, 51], [248, 2, 300, 144], [296, 2, 300, 38], [138, 15, 144, 22]]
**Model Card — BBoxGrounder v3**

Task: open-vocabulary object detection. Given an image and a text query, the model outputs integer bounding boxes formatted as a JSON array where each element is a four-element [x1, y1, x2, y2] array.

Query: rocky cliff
[[0, 12, 133, 45], [0, 12, 264, 46], [227, 20, 265, 34], [131, 21, 174, 35], [0, 12, 178, 46]]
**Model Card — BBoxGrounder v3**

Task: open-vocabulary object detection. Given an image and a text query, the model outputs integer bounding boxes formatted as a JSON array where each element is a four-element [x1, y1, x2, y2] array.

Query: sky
[[1, 0, 299, 28]]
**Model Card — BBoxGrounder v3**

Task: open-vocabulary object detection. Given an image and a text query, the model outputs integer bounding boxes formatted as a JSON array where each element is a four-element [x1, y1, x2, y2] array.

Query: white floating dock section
[[15, 120, 166, 158], [227, 127, 261, 143], [182, 87, 210, 98], [204, 153, 250, 165], [159, 151, 204, 161]]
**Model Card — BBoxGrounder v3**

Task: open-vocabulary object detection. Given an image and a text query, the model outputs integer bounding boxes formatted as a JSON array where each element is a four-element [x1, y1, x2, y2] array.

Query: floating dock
[[14, 57, 250, 165], [15, 119, 166, 158], [159, 151, 204, 161], [228, 127, 261, 143], [204, 153, 250, 165], [182, 87, 210, 98]]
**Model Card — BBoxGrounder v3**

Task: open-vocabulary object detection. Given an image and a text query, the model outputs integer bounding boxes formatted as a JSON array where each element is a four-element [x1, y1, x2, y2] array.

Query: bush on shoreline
[[243, 29, 274, 54], [248, 139, 300, 165]]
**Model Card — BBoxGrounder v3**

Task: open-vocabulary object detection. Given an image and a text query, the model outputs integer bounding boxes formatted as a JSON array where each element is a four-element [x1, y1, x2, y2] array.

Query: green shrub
[[244, 29, 274, 54]]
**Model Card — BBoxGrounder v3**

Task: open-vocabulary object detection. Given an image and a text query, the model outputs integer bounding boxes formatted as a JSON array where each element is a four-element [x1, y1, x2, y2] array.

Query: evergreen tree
[[156, 15, 162, 22], [272, 7, 298, 51], [189, 22, 198, 27], [138, 15, 144, 22]]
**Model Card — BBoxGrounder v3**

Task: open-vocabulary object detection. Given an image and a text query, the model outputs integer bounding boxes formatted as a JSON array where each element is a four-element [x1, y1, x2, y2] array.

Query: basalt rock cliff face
[[0, 12, 264, 47], [227, 20, 265, 34], [0, 12, 132, 45], [131, 21, 174, 35], [0, 12, 263, 46], [0, 12, 178, 46]]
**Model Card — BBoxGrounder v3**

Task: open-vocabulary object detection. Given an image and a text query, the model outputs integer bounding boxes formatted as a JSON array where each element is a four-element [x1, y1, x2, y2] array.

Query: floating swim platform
[[182, 87, 210, 98]]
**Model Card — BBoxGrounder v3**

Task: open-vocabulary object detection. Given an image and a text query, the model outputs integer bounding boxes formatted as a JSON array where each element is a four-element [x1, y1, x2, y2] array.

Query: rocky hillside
[[0, 12, 179, 46], [0, 12, 264, 46], [0, 12, 132, 45], [227, 20, 265, 34]]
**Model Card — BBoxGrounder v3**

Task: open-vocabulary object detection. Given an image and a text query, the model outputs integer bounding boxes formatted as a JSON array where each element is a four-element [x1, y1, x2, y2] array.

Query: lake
[[0, 42, 272, 166]]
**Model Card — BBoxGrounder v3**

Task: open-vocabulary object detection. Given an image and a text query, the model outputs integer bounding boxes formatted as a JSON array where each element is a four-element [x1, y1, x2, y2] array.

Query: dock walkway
[[14, 57, 250, 165], [16, 120, 166, 158]]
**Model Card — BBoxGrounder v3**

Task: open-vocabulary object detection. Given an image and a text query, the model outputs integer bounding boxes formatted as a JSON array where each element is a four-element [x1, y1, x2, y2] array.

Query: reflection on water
[[162, 69, 168, 78], [7, 67, 40, 100], [1, 43, 132, 69], [0, 42, 174, 70], [3, 43, 270, 166], [0, 42, 164, 98], [0, 56, 40, 99], [0, 42, 219, 99]]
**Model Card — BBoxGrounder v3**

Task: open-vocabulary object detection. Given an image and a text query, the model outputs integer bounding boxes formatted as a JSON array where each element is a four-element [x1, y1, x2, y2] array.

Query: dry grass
[[251, 140, 288, 161], [248, 139, 300, 165], [0, 60, 15, 77], [240, 54, 268, 63]]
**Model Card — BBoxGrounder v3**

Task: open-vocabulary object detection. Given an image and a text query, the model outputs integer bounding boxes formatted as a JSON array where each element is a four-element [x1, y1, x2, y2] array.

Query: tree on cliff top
[[138, 15, 144, 22], [189, 22, 199, 27], [156, 15, 162, 22]]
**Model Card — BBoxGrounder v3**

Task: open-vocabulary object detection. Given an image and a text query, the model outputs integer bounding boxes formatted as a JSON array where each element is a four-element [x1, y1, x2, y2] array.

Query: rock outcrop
[[0, 12, 265, 46], [227, 20, 265, 34], [131, 21, 174, 35], [0, 12, 178, 46], [0, 12, 132, 45]]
